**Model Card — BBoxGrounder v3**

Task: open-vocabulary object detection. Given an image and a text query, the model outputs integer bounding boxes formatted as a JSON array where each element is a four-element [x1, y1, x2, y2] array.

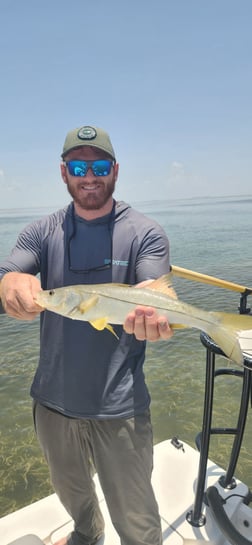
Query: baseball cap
[[61, 125, 116, 160]]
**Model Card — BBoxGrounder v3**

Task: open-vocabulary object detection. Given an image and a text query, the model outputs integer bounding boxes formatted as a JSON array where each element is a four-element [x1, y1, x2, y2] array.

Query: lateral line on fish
[[89, 290, 214, 326]]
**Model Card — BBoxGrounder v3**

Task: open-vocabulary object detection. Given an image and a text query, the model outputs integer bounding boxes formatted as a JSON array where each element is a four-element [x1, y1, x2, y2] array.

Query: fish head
[[35, 287, 82, 317]]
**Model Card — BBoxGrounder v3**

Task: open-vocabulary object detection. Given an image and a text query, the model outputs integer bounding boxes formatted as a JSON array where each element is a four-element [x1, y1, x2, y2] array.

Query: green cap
[[61, 125, 116, 160]]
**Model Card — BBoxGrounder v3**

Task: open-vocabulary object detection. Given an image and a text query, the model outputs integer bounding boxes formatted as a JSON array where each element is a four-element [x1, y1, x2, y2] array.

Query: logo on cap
[[77, 126, 97, 140]]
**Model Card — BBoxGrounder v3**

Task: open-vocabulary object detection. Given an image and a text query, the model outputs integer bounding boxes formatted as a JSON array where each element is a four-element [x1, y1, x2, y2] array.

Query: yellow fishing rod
[[171, 265, 252, 314], [171, 265, 252, 294]]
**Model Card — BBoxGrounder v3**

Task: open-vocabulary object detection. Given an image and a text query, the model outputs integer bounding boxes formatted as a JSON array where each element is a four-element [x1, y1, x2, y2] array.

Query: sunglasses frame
[[64, 159, 114, 177]]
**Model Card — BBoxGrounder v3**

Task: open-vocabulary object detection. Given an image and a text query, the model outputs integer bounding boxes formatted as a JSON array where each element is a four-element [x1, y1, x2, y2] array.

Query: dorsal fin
[[147, 273, 177, 299]]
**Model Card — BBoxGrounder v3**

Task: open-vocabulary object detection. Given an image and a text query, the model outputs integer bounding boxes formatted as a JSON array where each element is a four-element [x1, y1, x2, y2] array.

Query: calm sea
[[0, 196, 252, 517]]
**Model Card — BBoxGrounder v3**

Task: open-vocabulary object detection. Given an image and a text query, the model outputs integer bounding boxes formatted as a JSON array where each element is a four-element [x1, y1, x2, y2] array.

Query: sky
[[0, 0, 251, 209]]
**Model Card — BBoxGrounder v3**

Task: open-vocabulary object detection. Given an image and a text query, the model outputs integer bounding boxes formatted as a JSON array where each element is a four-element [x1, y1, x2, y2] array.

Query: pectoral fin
[[89, 318, 119, 340], [171, 324, 188, 329], [78, 295, 99, 314]]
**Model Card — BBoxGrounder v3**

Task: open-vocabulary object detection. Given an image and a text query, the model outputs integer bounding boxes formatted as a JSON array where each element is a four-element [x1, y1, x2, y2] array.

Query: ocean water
[[0, 196, 252, 517]]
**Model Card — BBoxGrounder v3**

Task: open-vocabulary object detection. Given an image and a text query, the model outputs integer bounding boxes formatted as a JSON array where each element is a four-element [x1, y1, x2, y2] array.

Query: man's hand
[[123, 306, 173, 341], [123, 279, 174, 341], [0, 272, 43, 320]]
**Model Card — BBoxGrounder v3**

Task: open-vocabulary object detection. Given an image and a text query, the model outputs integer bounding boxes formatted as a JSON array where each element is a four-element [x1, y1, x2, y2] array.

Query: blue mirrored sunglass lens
[[67, 161, 87, 176], [67, 160, 112, 177], [92, 160, 112, 176]]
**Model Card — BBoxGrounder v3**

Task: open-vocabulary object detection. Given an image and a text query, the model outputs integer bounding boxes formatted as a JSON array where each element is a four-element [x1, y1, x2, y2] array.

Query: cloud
[[171, 161, 184, 170], [170, 161, 185, 179], [168, 161, 209, 197], [0, 169, 22, 193]]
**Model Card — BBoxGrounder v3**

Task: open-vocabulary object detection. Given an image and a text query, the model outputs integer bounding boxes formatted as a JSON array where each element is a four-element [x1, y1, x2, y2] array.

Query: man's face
[[61, 146, 119, 212]]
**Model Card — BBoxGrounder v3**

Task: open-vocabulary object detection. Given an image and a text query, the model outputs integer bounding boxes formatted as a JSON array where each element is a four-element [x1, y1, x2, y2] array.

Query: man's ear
[[60, 162, 67, 184], [114, 163, 119, 182]]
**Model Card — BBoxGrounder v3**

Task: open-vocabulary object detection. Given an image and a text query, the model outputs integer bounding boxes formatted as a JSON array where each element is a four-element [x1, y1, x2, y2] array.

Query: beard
[[65, 174, 116, 211]]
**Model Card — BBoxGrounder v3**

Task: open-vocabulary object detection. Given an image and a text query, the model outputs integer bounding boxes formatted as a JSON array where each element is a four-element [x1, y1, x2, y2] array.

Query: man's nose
[[84, 167, 96, 179]]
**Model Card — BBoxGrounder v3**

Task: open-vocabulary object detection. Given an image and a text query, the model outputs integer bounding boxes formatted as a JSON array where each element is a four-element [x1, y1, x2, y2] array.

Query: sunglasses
[[64, 159, 114, 177]]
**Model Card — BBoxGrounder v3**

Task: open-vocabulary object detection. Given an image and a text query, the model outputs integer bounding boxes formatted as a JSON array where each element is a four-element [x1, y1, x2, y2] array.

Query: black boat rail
[[186, 290, 252, 543], [170, 267, 252, 541]]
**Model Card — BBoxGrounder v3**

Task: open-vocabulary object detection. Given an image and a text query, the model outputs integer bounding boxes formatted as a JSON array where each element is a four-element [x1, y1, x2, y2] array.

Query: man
[[0, 126, 173, 545]]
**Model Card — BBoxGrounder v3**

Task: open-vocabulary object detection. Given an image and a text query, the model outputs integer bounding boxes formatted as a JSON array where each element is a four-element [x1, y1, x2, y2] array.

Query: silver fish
[[35, 274, 252, 365]]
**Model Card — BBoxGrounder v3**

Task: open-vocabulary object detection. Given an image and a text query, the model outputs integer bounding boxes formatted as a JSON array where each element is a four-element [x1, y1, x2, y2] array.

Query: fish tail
[[206, 323, 243, 365], [207, 312, 252, 366]]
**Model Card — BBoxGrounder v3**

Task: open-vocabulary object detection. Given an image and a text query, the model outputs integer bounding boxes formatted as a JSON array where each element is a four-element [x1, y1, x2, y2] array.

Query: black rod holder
[[219, 367, 251, 488], [187, 345, 215, 526]]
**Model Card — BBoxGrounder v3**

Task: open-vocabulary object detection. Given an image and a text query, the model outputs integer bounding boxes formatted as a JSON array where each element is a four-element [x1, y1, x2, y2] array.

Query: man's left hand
[[123, 306, 173, 341]]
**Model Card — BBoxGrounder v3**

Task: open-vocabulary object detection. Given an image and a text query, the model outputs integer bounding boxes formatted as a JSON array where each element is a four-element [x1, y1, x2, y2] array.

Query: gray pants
[[33, 402, 162, 545]]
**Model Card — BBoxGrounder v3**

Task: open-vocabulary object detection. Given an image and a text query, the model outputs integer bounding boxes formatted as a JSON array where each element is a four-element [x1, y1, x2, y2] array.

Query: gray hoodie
[[0, 201, 170, 418]]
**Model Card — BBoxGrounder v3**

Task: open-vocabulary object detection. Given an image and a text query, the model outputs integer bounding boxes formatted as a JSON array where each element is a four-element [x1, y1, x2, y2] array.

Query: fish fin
[[237, 328, 252, 359], [106, 324, 119, 339], [171, 324, 189, 329], [89, 318, 119, 339], [78, 295, 99, 314], [89, 317, 108, 330], [207, 312, 252, 366], [147, 274, 177, 300]]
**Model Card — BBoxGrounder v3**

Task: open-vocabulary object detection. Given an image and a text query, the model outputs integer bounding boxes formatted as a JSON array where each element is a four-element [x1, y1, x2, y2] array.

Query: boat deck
[[1, 440, 251, 545]]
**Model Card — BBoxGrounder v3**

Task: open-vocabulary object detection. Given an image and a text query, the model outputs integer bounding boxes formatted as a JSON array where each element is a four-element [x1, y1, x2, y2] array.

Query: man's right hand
[[0, 272, 43, 320]]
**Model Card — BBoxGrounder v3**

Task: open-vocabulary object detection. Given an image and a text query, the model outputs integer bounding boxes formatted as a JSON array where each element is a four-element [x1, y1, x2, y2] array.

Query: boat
[[2, 433, 251, 545], [1, 267, 252, 545]]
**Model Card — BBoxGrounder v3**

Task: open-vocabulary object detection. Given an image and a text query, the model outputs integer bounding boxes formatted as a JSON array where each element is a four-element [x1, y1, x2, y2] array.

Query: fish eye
[[49, 290, 55, 296]]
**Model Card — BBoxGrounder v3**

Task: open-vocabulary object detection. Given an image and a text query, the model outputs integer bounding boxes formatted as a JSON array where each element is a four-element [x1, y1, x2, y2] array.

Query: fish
[[34, 274, 252, 366]]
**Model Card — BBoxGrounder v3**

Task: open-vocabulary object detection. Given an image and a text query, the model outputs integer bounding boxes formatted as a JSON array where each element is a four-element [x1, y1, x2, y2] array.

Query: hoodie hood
[[114, 200, 131, 221]]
